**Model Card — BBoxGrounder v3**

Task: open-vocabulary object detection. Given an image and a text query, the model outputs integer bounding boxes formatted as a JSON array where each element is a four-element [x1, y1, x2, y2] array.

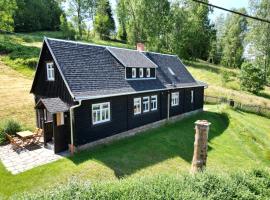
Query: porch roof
[[36, 98, 70, 113]]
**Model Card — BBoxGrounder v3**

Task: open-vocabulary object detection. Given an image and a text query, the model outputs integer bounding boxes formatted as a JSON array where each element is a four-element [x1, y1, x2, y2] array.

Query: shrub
[[3, 119, 22, 136], [240, 62, 265, 94], [16, 169, 270, 200], [221, 71, 230, 86]]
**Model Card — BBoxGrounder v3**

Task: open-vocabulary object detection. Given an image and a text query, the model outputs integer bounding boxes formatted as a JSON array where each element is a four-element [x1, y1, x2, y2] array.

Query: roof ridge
[[46, 38, 177, 57]]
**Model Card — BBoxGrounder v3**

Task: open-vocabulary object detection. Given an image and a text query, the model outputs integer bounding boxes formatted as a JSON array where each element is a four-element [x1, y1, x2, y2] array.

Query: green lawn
[[1, 105, 270, 198]]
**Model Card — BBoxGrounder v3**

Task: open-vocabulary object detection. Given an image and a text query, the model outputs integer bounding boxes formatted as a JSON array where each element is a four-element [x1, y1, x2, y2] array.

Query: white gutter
[[69, 100, 82, 153]]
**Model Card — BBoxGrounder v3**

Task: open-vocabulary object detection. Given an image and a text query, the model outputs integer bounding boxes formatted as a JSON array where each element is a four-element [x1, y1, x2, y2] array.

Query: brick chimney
[[136, 43, 145, 51]]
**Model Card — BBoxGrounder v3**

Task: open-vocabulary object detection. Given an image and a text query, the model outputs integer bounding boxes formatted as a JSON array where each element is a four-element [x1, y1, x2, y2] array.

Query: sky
[[208, 0, 249, 21]]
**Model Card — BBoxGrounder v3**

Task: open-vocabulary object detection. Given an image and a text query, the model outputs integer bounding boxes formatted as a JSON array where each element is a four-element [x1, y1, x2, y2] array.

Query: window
[[56, 112, 64, 126], [168, 67, 175, 76], [134, 98, 141, 115], [132, 68, 136, 78], [143, 96, 150, 112], [46, 62, 55, 81], [92, 102, 110, 125], [191, 90, 194, 103], [171, 92, 179, 106], [146, 68, 150, 78], [151, 95, 157, 111], [139, 68, 144, 78]]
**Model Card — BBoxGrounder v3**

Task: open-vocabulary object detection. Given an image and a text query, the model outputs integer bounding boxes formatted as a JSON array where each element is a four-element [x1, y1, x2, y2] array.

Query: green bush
[[16, 169, 270, 200], [240, 62, 265, 94], [3, 119, 22, 136]]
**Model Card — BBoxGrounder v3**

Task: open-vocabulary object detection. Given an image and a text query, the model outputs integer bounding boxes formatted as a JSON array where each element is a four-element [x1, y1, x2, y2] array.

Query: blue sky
[[209, 0, 249, 21]]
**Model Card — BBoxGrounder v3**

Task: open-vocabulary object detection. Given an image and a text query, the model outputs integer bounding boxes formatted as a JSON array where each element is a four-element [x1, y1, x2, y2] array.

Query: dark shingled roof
[[44, 38, 205, 100], [107, 47, 157, 68], [38, 98, 70, 113]]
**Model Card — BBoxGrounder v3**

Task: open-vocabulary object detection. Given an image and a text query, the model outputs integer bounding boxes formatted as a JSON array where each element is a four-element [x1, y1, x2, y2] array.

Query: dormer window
[[132, 68, 136, 78], [139, 68, 144, 78], [146, 68, 150, 77], [46, 62, 55, 81]]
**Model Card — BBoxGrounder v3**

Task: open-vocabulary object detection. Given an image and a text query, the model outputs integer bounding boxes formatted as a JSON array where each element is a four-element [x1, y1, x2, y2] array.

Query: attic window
[[132, 68, 136, 78], [146, 68, 150, 77], [46, 62, 55, 81], [139, 68, 144, 78], [168, 67, 175, 76]]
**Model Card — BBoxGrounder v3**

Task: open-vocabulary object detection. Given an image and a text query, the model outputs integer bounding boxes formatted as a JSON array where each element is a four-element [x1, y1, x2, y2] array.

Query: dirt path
[[0, 60, 35, 128]]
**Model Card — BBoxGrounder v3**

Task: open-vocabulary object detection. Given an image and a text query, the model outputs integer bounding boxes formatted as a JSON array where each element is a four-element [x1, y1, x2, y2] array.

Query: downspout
[[69, 100, 82, 155], [167, 91, 170, 120]]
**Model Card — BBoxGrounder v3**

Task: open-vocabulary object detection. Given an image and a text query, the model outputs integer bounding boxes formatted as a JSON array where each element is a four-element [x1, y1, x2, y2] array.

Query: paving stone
[[0, 144, 68, 174]]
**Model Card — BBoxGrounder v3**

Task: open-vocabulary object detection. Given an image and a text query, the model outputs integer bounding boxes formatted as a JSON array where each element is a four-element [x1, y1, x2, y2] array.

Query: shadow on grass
[[69, 110, 229, 178]]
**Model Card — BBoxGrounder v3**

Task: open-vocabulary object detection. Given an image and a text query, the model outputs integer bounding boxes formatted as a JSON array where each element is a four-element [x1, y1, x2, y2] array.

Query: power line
[[191, 0, 270, 24]]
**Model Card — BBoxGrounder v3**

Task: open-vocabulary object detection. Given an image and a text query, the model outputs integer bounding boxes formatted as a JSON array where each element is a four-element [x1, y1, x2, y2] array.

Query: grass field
[[1, 104, 270, 198]]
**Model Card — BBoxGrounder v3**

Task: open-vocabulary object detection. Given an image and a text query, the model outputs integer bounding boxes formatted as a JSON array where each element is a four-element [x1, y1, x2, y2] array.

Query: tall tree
[[68, 0, 89, 39], [187, 0, 215, 60], [0, 0, 17, 32], [221, 8, 247, 68], [94, 0, 115, 39], [247, 0, 270, 82], [116, 0, 127, 41]]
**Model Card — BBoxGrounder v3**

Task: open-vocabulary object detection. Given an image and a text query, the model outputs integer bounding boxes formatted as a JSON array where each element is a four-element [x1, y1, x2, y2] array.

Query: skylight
[[168, 67, 175, 76]]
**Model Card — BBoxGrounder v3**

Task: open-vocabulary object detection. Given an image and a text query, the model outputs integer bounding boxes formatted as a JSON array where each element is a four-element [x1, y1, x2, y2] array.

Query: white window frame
[[143, 96, 150, 113], [132, 68, 136, 78], [139, 68, 144, 78], [171, 92, 179, 107], [146, 68, 151, 78], [151, 95, 157, 111], [46, 62, 55, 81], [92, 102, 110, 125], [134, 98, 141, 115], [191, 90, 194, 104]]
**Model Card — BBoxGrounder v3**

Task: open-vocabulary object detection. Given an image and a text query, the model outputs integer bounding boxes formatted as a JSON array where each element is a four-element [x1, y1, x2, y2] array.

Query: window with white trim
[[46, 62, 55, 81], [134, 98, 141, 115], [151, 95, 157, 111], [92, 102, 110, 125], [132, 68, 136, 78], [146, 68, 150, 77], [139, 68, 144, 78], [191, 90, 194, 103], [143, 96, 150, 112], [171, 92, 179, 106]]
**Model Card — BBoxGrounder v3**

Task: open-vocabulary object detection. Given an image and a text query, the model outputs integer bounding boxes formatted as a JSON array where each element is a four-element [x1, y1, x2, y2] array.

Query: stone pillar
[[191, 120, 211, 173]]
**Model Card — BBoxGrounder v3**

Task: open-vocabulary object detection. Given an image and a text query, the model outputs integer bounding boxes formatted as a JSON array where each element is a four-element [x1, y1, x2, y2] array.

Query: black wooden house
[[30, 38, 206, 153]]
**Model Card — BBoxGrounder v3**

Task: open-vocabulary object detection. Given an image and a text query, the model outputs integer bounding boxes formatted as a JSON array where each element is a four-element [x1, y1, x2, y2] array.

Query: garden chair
[[31, 128, 43, 144], [5, 133, 24, 150]]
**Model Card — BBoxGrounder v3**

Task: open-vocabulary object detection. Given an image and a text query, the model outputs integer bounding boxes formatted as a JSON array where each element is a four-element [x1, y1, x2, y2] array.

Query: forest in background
[[0, 0, 270, 93]]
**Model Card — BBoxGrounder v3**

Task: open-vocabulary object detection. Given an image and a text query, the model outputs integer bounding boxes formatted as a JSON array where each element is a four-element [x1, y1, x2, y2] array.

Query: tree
[[94, 0, 115, 39], [240, 62, 265, 94], [14, 0, 63, 32], [247, 0, 270, 83], [116, 0, 127, 41], [60, 14, 76, 39], [67, 0, 89, 39], [221, 8, 247, 68], [0, 0, 17, 32], [208, 14, 225, 64]]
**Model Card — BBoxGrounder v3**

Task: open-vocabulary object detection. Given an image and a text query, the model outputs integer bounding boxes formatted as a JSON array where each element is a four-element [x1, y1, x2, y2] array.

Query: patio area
[[0, 144, 68, 174]]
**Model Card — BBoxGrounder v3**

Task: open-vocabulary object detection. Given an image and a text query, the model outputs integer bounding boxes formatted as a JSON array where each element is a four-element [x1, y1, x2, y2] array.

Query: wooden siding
[[73, 86, 204, 146], [31, 43, 73, 104]]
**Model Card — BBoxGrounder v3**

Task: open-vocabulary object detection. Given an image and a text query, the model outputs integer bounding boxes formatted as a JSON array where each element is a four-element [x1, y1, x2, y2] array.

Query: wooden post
[[191, 120, 211, 173]]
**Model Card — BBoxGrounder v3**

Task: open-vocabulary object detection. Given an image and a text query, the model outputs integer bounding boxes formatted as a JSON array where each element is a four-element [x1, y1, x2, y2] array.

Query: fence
[[204, 95, 270, 118]]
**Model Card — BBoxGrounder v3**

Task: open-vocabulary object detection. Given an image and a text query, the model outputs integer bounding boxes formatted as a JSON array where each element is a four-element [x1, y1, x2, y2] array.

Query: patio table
[[16, 131, 34, 139]]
